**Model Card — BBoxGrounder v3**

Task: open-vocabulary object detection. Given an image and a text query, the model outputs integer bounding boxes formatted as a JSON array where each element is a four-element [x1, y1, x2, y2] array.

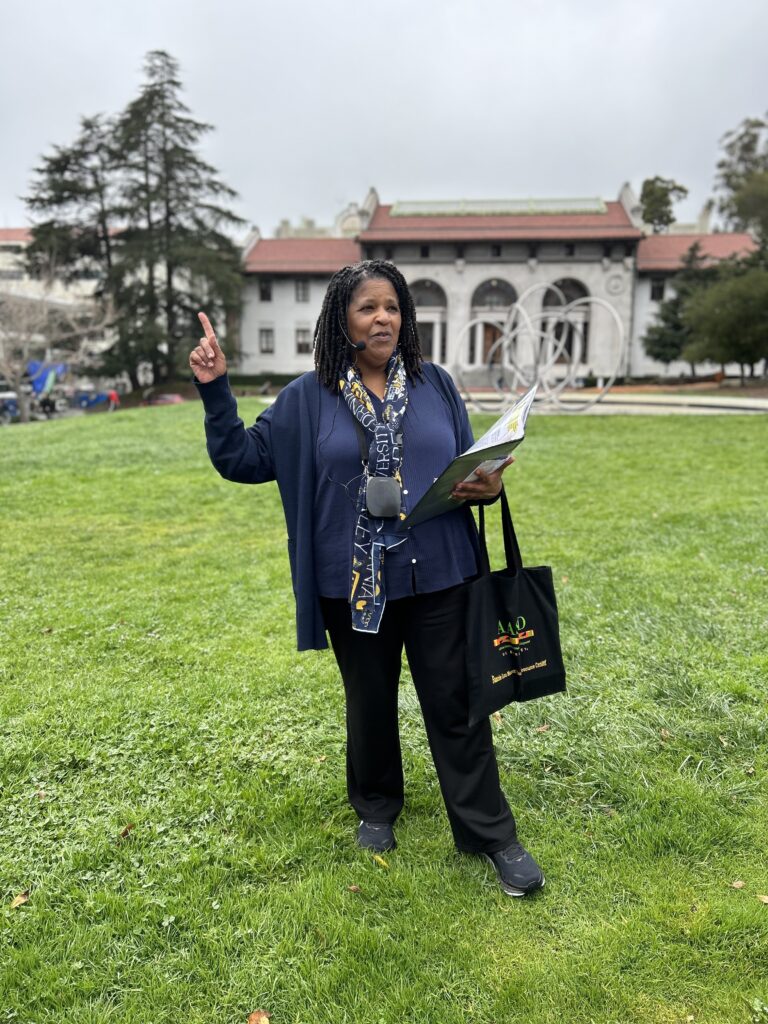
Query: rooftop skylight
[[390, 198, 608, 217]]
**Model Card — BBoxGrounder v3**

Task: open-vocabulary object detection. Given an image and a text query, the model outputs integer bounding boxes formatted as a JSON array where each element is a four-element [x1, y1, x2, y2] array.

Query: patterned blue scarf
[[339, 352, 408, 633]]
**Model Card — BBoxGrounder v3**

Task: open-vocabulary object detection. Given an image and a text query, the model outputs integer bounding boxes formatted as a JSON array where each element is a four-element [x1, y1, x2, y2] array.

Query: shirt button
[[411, 558, 417, 564], [403, 489, 409, 495]]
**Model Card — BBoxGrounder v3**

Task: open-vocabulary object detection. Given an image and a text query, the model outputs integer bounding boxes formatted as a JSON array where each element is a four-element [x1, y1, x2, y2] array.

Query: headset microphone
[[338, 317, 367, 351]]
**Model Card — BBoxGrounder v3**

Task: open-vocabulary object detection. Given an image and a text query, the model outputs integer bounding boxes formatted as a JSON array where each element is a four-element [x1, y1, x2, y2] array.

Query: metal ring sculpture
[[449, 281, 627, 413]]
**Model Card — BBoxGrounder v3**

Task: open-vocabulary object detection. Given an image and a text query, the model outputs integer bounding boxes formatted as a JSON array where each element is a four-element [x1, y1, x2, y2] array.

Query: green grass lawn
[[1, 401, 767, 1024]]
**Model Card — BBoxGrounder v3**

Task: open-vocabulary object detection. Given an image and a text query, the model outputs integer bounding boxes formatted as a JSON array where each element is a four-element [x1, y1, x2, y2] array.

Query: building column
[[446, 283, 471, 368]]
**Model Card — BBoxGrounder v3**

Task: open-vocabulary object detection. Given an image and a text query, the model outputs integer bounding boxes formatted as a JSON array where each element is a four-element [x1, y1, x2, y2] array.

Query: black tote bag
[[465, 487, 566, 726]]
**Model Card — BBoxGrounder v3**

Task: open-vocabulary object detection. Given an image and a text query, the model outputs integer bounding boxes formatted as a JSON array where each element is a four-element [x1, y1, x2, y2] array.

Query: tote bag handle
[[477, 486, 523, 576]]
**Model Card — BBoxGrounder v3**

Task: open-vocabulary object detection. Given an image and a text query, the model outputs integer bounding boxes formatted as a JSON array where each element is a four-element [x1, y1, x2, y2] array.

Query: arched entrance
[[542, 278, 590, 365], [470, 279, 517, 365]]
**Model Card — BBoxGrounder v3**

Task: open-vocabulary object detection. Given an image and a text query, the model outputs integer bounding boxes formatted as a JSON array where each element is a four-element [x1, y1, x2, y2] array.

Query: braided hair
[[314, 259, 423, 391]]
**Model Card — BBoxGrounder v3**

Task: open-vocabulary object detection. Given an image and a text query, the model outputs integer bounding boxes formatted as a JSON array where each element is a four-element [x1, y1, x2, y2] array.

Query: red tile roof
[[637, 233, 756, 272], [243, 237, 362, 274], [359, 202, 642, 242], [0, 228, 32, 243]]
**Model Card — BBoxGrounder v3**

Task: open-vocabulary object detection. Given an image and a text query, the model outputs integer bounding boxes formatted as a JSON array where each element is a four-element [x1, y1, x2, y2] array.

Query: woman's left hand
[[450, 457, 514, 502]]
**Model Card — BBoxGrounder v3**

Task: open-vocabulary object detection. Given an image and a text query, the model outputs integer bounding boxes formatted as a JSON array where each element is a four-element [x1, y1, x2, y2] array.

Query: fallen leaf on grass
[[730, 880, 746, 889], [492, 712, 502, 725], [247, 1013, 271, 1023], [660, 729, 673, 742], [372, 855, 389, 869], [10, 891, 29, 909], [533, 724, 550, 734], [35, 790, 46, 800], [347, 885, 361, 893], [718, 735, 729, 748], [757, 895, 768, 904], [42, 626, 54, 634], [561, 575, 569, 584], [118, 824, 136, 840], [313, 755, 327, 763], [745, 766, 755, 776]]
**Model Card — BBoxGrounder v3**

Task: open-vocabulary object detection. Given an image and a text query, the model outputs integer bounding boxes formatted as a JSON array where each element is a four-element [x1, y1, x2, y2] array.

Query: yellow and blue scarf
[[339, 352, 408, 633]]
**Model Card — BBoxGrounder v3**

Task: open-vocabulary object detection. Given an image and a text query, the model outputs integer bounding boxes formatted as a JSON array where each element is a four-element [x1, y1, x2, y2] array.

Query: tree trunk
[[18, 391, 31, 424], [688, 362, 696, 377], [740, 363, 746, 386]]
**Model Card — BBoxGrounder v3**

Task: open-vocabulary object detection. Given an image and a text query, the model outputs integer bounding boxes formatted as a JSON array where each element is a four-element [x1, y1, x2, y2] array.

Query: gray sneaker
[[357, 820, 396, 853], [485, 841, 545, 896]]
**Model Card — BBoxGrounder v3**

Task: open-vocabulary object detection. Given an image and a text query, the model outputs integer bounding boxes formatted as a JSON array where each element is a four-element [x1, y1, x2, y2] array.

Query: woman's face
[[346, 277, 402, 374]]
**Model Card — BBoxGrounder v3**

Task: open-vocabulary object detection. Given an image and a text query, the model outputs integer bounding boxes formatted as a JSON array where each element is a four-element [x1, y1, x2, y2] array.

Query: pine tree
[[112, 50, 243, 382], [25, 114, 118, 289]]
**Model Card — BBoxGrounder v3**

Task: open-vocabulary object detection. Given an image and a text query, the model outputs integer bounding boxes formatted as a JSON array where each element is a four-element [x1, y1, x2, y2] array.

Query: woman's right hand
[[189, 311, 227, 383]]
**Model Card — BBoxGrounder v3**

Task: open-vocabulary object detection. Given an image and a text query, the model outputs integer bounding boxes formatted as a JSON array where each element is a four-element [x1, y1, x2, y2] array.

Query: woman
[[190, 260, 544, 897]]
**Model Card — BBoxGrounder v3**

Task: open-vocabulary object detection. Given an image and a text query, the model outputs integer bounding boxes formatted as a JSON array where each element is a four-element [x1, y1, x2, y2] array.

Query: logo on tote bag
[[493, 617, 534, 653]]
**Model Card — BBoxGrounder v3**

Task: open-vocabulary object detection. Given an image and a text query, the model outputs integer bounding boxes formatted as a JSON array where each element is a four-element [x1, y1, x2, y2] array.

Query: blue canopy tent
[[27, 360, 68, 394]]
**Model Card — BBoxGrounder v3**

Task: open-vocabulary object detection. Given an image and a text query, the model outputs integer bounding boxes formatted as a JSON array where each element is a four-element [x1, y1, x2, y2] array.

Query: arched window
[[542, 278, 590, 364], [410, 279, 447, 308], [471, 278, 517, 309], [409, 279, 447, 363], [470, 279, 517, 365]]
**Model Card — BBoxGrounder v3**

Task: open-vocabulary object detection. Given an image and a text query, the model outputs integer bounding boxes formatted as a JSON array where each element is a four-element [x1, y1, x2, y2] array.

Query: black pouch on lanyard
[[365, 476, 402, 517], [353, 419, 402, 518]]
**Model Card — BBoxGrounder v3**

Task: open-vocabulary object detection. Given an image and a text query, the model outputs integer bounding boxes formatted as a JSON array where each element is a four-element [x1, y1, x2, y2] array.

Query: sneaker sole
[[357, 839, 397, 853], [484, 853, 545, 897]]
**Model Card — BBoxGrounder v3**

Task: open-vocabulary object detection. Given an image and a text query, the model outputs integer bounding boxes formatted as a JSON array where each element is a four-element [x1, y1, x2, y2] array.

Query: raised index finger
[[198, 311, 217, 346]]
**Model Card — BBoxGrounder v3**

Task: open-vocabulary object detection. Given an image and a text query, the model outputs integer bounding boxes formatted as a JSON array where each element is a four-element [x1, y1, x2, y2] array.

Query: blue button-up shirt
[[313, 373, 478, 599]]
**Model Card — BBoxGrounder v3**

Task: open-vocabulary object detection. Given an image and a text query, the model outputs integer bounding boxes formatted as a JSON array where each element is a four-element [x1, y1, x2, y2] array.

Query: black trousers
[[320, 584, 517, 854]]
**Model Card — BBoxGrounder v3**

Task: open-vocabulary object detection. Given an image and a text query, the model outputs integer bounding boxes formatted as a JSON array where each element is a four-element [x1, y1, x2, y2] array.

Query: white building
[[632, 232, 755, 375], [0, 228, 100, 305], [240, 236, 362, 377], [239, 187, 756, 381]]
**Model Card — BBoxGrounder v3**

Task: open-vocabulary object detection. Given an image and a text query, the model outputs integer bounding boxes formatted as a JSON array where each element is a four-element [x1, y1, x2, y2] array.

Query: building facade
[[239, 187, 755, 381], [632, 232, 755, 375]]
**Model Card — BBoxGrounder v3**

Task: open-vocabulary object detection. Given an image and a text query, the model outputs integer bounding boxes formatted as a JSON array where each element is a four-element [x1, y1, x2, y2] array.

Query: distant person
[[189, 261, 544, 897], [40, 393, 56, 417], [107, 389, 120, 412]]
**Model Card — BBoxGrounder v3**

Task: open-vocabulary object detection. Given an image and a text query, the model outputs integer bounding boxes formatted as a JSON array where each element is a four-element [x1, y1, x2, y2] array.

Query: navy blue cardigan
[[196, 363, 483, 651]]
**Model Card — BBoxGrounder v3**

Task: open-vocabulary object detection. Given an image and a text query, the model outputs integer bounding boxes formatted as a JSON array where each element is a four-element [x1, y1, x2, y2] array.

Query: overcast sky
[[2, 0, 767, 237]]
